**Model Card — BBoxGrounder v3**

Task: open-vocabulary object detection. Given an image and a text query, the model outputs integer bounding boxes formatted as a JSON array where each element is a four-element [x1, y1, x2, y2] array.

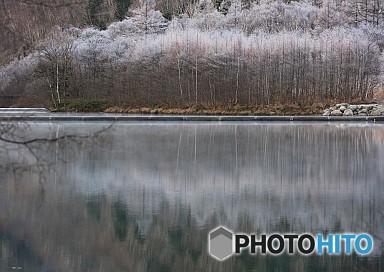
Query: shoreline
[[0, 113, 384, 122]]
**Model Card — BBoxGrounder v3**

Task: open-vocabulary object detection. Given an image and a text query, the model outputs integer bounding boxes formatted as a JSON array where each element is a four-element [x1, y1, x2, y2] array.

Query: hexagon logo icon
[[209, 226, 234, 261]]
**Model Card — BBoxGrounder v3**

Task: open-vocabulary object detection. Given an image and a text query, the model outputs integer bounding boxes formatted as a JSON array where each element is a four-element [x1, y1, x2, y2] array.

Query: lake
[[0, 121, 383, 271]]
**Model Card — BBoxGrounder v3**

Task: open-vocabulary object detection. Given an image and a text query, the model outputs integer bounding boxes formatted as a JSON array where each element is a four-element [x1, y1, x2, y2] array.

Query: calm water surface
[[0, 121, 384, 271]]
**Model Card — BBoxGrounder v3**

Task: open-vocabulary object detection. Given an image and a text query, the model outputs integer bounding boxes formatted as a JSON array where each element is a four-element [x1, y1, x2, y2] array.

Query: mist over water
[[1, 121, 384, 271]]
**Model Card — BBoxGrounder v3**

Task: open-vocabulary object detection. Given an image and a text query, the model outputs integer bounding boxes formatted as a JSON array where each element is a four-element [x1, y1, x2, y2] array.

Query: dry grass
[[373, 84, 384, 103], [103, 103, 327, 115]]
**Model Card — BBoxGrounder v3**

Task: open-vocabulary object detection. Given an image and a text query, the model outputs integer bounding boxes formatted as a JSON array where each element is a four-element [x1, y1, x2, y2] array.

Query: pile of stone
[[323, 103, 384, 116]]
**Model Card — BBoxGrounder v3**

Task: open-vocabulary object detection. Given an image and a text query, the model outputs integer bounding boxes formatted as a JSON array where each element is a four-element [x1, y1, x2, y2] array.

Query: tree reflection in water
[[0, 122, 383, 271]]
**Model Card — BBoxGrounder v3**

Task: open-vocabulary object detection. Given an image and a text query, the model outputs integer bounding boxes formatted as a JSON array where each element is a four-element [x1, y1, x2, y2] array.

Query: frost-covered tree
[[1, 0, 384, 108], [0, 55, 38, 96], [239, 2, 318, 33], [72, 28, 119, 99], [316, 0, 346, 28], [126, 1, 169, 33], [37, 27, 77, 107], [341, 0, 384, 26]]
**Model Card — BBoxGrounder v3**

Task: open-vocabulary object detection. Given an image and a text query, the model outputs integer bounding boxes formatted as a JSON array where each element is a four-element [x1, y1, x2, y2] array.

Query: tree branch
[[0, 124, 113, 145]]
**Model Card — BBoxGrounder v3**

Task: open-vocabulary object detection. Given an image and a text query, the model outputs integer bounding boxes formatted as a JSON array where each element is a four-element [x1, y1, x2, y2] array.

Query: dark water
[[0, 121, 384, 272]]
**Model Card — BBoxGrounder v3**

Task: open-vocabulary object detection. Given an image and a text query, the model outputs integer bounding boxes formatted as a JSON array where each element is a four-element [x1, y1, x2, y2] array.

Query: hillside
[[1, 0, 384, 111]]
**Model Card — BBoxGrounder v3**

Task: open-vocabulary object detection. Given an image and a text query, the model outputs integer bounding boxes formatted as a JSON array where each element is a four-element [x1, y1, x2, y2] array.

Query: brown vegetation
[[103, 103, 327, 115], [0, 0, 86, 65]]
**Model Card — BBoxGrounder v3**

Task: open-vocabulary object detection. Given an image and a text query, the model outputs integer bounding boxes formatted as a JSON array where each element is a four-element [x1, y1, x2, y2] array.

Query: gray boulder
[[361, 104, 377, 110], [330, 110, 343, 116], [323, 110, 331, 116], [343, 109, 354, 116], [369, 109, 381, 116]]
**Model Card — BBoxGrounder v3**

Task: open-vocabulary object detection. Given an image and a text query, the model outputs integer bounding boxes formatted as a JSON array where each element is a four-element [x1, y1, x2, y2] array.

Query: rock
[[343, 109, 353, 116], [330, 110, 342, 116], [358, 109, 368, 116], [369, 109, 381, 116], [361, 104, 377, 110], [323, 110, 330, 116], [322, 104, 384, 117]]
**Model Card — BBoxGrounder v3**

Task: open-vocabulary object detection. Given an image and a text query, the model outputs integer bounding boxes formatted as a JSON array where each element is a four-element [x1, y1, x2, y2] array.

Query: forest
[[1, 0, 384, 110]]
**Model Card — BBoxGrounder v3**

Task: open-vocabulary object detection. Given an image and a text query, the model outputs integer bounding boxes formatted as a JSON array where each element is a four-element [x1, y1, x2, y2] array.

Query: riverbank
[[53, 98, 384, 116], [56, 102, 328, 115], [4, 99, 384, 120], [1, 112, 384, 122]]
